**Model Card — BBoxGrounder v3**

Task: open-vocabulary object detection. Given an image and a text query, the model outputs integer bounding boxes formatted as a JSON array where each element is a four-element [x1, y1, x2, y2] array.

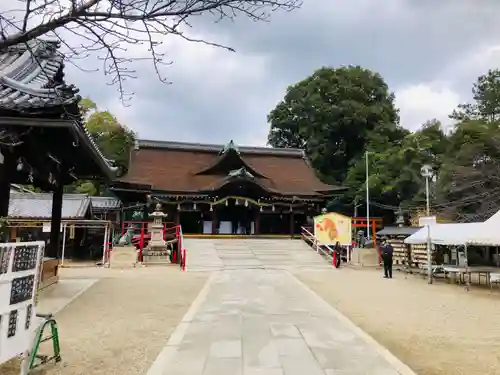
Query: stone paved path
[[147, 239, 414, 375]]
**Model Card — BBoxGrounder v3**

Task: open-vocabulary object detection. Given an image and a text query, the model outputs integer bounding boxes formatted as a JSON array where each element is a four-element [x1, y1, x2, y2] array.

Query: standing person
[[334, 241, 342, 268], [381, 238, 394, 278]]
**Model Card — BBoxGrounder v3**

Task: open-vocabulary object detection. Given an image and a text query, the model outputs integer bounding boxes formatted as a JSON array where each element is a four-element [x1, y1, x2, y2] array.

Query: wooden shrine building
[[0, 40, 117, 257], [111, 139, 344, 235]]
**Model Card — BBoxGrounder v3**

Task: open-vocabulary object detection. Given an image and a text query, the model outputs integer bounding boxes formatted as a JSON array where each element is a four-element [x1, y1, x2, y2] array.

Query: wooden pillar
[[289, 211, 294, 237], [174, 210, 180, 225], [211, 208, 217, 234], [0, 150, 14, 218], [49, 181, 64, 258], [255, 209, 260, 235]]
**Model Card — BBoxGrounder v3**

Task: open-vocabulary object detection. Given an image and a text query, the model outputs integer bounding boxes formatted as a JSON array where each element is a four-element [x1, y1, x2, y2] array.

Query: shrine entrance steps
[[183, 238, 331, 272]]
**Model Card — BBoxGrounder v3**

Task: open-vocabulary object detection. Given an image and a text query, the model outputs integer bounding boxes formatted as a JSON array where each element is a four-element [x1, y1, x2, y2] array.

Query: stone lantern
[[142, 203, 171, 264], [395, 207, 405, 227]]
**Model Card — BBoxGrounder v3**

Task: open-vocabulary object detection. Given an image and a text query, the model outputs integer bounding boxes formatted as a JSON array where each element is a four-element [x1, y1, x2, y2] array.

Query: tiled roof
[[9, 192, 91, 219], [91, 196, 121, 211], [120, 139, 341, 196], [0, 40, 79, 109], [0, 40, 118, 178]]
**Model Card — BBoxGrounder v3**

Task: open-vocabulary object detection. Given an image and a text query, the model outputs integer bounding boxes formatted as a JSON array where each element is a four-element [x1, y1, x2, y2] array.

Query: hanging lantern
[[272, 205, 275, 212], [235, 199, 239, 205], [177, 204, 180, 211], [260, 206, 263, 212], [210, 204, 213, 212], [225, 199, 228, 206], [193, 203, 197, 210], [289, 204, 292, 212], [245, 199, 248, 207]]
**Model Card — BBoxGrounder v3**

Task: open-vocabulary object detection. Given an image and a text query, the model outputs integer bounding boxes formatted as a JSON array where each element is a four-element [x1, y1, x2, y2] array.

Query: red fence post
[[121, 221, 125, 236], [139, 223, 145, 262], [332, 250, 337, 268], [178, 226, 182, 265], [181, 248, 187, 271]]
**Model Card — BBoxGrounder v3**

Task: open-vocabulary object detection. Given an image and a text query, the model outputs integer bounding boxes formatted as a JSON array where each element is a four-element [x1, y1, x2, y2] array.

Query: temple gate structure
[[0, 40, 118, 273], [111, 140, 344, 236]]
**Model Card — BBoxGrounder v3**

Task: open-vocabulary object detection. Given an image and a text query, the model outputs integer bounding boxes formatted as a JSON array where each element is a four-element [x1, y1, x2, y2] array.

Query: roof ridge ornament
[[219, 140, 240, 155], [228, 166, 253, 179]]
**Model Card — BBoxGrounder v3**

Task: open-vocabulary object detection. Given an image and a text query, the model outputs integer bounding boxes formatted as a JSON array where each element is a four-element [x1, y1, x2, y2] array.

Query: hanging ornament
[[245, 199, 248, 207], [225, 199, 228, 206], [289, 204, 292, 212], [210, 204, 213, 212], [177, 204, 180, 210], [272, 205, 275, 212], [260, 206, 263, 212], [193, 203, 197, 210], [235, 199, 239, 205], [16, 158, 23, 172]]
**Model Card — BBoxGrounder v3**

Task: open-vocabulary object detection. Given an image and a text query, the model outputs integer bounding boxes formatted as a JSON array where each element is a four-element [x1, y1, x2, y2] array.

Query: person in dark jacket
[[334, 241, 342, 268], [381, 238, 394, 278]]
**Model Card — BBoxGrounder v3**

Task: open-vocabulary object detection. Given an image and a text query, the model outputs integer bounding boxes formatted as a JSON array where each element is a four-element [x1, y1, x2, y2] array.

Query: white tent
[[465, 210, 500, 246], [404, 209, 500, 246], [404, 223, 484, 245]]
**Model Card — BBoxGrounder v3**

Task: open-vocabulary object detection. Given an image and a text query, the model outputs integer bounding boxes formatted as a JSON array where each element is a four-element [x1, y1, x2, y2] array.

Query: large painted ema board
[[0, 241, 45, 365]]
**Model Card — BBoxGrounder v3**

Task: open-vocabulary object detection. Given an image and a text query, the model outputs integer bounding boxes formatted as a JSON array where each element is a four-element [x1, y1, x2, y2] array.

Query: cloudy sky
[[65, 0, 500, 146]]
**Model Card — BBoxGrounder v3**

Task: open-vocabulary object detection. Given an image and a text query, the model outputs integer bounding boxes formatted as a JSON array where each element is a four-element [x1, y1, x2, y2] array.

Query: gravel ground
[[1, 266, 208, 375], [293, 267, 500, 375]]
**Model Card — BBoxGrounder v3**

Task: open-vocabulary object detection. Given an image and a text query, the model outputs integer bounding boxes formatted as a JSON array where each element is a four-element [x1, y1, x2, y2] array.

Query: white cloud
[[95, 32, 272, 144], [395, 83, 459, 130], [6, 0, 500, 147], [395, 42, 500, 132]]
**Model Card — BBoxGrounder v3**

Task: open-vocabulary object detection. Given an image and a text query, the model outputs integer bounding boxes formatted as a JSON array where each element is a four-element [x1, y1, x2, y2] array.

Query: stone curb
[[146, 273, 216, 375], [288, 272, 418, 375]]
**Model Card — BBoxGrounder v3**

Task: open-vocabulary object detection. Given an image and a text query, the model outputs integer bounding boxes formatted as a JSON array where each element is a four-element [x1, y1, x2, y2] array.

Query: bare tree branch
[[0, 0, 301, 102]]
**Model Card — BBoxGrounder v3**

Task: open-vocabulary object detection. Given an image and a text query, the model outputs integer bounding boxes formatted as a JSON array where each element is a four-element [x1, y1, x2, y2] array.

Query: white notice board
[[0, 241, 45, 365]]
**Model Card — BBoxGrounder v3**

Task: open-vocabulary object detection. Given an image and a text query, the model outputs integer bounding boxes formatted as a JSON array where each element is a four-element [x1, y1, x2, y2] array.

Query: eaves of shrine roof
[[91, 196, 122, 212], [0, 39, 118, 179], [0, 40, 78, 109], [8, 192, 91, 219]]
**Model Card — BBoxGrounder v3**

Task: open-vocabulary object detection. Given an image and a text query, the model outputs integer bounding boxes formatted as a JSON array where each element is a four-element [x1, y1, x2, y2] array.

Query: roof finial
[[219, 140, 240, 155]]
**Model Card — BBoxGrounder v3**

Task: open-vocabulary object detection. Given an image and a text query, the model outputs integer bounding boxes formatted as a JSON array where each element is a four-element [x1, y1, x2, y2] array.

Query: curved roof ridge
[[194, 149, 268, 178], [138, 139, 305, 157]]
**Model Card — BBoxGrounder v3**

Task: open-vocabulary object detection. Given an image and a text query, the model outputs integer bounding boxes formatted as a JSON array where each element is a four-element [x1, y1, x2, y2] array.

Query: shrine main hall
[[111, 140, 342, 235]]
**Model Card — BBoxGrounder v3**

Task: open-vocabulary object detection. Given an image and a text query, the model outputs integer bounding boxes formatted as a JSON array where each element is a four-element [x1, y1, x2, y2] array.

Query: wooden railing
[[300, 226, 336, 264]]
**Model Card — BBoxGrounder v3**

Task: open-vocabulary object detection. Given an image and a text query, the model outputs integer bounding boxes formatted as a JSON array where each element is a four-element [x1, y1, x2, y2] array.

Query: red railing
[[123, 220, 184, 266]]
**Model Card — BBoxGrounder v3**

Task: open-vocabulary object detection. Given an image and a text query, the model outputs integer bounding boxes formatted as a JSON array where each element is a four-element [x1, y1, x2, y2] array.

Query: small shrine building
[[111, 139, 344, 235]]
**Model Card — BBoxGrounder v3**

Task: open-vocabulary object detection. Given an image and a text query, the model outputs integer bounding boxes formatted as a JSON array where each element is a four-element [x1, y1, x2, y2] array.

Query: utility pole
[[421, 164, 434, 284]]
